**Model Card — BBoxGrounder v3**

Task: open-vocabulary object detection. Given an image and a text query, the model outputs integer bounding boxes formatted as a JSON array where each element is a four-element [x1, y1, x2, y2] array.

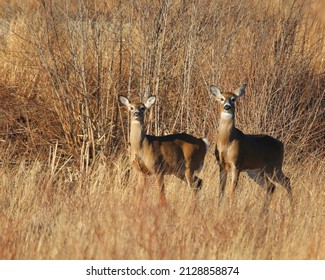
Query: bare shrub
[[0, 0, 324, 260], [1, 0, 323, 164]]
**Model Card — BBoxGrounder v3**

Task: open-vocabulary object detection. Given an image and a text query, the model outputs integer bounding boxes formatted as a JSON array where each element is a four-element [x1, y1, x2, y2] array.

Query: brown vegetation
[[0, 0, 324, 259]]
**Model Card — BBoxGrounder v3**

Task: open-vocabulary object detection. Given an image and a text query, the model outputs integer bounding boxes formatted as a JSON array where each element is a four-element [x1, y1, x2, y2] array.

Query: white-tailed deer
[[209, 84, 292, 212], [119, 95, 209, 205]]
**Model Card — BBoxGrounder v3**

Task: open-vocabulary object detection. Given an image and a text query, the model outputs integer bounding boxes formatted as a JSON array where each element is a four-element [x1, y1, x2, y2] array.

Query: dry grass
[[0, 0, 324, 259], [0, 153, 324, 259]]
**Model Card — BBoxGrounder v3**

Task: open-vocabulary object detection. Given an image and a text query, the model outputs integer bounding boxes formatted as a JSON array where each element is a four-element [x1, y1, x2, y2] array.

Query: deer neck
[[218, 112, 236, 145], [129, 120, 146, 151]]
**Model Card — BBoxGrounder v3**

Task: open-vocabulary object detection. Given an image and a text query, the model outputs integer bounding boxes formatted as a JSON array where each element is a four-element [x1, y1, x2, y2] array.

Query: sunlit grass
[[0, 0, 324, 260], [0, 154, 324, 259]]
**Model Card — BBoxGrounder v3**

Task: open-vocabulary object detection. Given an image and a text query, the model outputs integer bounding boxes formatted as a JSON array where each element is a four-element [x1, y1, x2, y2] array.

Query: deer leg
[[185, 167, 194, 189], [185, 167, 199, 198], [185, 168, 199, 214], [175, 171, 201, 194], [193, 176, 203, 192], [132, 161, 146, 190], [229, 164, 240, 199], [274, 170, 292, 204], [157, 174, 167, 206], [246, 169, 264, 187], [215, 149, 227, 203], [219, 166, 227, 201], [138, 173, 146, 188], [136, 172, 146, 210], [214, 146, 220, 164], [261, 178, 276, 215], [248, 171, 275, 215]]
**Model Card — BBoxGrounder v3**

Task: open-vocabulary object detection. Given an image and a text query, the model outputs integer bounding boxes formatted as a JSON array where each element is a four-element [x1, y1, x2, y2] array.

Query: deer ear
[[234, 84, 247, 98], [145, 96, 156, 109], [210, 85, 222, 99], [118, 95, 130, 107]]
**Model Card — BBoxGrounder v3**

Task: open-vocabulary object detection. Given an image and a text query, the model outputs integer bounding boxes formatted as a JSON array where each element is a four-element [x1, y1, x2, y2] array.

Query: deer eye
[[220, 97, 225, 102], [140, 107, 145, 112], [130, 106, 134, 111], [231, 97, 236, 102]]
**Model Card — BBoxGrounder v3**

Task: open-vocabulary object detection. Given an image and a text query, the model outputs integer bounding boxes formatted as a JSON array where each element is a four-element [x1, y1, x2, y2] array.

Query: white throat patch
[[221, 111, 233, 120]]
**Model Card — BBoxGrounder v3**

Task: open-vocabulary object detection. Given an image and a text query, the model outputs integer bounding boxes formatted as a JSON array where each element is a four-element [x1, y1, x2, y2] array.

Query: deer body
[[210, 85, 292, 211], [119, 95, 209, 204], [131, 133, 206, 175]]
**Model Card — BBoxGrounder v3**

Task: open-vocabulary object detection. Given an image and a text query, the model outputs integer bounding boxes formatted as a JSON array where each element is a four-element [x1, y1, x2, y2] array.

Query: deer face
[[210, 84, 247, 119], [128, 102, 147, 122], [119, 95, 156, 123]]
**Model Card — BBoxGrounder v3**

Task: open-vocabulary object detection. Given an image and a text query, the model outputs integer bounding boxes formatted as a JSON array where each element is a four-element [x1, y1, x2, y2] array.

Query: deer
[[119, 95, 209, 206], [209, 84, 292, 213]]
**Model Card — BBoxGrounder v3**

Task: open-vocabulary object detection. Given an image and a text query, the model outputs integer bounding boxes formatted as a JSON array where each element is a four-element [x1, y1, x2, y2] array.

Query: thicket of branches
[[0, 0, 324, 166]]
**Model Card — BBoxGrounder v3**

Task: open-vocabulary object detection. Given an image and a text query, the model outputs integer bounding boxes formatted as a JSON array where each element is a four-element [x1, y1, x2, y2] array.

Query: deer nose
[[224, 104, 231, 111], [134, 111, 140, 117]]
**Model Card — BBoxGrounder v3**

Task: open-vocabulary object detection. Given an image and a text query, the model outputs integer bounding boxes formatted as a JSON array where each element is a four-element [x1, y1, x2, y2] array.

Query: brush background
[[0, 0, 324, 259]]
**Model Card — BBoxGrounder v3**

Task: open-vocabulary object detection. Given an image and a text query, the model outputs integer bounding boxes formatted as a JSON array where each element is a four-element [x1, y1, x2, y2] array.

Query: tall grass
[[0, 153, 324, 259], [0, 0, 324, 259]]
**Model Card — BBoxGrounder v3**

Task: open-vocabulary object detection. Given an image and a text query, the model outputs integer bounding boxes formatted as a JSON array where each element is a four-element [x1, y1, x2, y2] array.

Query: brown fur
[[119, 95, 209, 206], [210, 85, 292, 213]]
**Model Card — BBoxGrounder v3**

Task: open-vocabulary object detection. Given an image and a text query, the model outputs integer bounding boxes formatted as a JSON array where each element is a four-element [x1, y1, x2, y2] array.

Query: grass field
[[0, 154, 324, 259], [0, 0, 324, 259]]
